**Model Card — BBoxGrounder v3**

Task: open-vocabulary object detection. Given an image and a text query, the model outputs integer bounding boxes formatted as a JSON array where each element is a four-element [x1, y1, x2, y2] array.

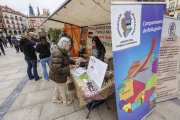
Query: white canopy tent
[[41, 0, 136, 29], [42, 19, 64, 30]]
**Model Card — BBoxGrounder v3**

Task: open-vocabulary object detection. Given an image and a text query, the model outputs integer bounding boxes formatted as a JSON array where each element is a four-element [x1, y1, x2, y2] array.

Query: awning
[[41, 0, 136, 29], [42, 19, 64, 30], [42, 0, 113, 28]]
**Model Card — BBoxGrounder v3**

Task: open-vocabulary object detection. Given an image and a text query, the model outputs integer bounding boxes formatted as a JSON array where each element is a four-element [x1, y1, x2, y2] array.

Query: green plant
[[48, 28, 61, 43]]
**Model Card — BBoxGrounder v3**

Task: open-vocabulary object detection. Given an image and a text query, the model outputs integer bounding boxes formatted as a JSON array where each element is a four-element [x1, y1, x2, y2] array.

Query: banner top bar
[[111, 2, 166, 5]]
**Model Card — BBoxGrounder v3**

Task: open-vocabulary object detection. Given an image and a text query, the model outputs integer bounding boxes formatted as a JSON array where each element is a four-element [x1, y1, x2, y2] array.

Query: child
[[50, 40, 57, 53]]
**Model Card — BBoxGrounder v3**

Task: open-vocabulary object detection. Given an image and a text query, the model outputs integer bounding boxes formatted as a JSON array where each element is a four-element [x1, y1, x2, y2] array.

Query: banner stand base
[[141, 109, 154, 120]]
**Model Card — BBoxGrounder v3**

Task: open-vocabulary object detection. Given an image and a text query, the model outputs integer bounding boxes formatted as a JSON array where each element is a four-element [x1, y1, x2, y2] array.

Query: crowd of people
[[0, 29, 106, 105], [0, 34, 22, 55]]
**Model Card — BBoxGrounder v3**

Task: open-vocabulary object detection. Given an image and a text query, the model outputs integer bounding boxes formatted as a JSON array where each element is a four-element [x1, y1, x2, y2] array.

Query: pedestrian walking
[[6, 34, 13, 47], [0, 36, 5, 55], [36, 36, 51, 81], [11, 36, 20, 53], [1, 35, 8, 48]]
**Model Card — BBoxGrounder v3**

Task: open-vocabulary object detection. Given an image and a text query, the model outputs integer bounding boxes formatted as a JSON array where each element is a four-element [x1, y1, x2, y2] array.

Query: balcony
[[10, 17, 14, 20], [176, 4, 180, 10], [4, 16, 9, 19]]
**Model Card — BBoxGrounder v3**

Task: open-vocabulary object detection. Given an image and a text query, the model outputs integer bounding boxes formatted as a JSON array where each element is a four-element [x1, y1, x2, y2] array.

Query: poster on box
[[157, 16, 180, 102], [111, 2, 166, 120], [87, 56, 108, 89]]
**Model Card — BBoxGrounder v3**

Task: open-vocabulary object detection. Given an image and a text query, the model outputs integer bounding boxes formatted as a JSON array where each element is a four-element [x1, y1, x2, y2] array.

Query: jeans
[[40, 57, 51, 80], [0, 42, 5, 54], [15, 46, 20, 53], [26, 60, 39, 80]]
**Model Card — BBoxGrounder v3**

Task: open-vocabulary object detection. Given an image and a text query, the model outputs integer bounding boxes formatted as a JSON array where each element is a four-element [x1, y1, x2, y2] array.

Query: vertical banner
[[157, 16, 180, 102], [111, 2, 166, 120]]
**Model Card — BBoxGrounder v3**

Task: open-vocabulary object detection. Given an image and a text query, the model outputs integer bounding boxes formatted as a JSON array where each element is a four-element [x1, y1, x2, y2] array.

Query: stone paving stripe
[[0, 76, 28, 120], [172, 98, 180, 106]]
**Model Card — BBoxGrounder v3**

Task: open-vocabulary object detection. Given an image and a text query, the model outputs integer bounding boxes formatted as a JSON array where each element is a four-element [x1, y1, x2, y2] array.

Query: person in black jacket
[[11, 36, 20, 53], [36, 36, 51, 81], [20, 35, 40, 81], [0, 36, 5, 55], [91, 36, 106, 61], [6, 34, 13, 47]]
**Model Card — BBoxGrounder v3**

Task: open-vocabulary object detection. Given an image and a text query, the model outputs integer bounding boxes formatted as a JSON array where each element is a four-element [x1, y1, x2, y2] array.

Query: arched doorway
[[9, 30, 12, 34], [14, 30, 17, 35], [18, 30, 21, 35]]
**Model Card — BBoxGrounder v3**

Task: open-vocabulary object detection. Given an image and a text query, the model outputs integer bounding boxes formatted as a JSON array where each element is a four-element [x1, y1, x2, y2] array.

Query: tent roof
[[42, 0, 112, 28], [41, 0, 138, 29], [42, 19, 64, 30]]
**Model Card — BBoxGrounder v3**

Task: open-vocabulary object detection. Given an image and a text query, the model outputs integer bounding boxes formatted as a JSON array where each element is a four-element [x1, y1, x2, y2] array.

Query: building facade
[[0, 6, 6, 34], [0, 5, 28, 35], [28, 5, 50, 30], [166, 0, 180, 19]]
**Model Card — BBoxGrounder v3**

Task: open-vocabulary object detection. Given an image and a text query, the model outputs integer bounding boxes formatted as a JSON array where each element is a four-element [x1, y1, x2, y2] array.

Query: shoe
[[3, 52, 5, 55], [64, 99, 74, 106], [43, 79, 49, 81], [29, 76, 34, 80], [52, 100, 63, 104], [35, 77, 42, 81]]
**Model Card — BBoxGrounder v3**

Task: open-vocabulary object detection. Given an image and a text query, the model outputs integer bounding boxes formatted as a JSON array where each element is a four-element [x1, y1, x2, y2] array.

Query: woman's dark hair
[[40, 36, 48, 45], [92, 36, 106, 52]]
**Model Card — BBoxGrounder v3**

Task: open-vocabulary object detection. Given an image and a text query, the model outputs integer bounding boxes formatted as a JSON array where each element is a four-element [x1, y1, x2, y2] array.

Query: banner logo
[[117, 11, 136, 38], [168, 22, 176, 37]]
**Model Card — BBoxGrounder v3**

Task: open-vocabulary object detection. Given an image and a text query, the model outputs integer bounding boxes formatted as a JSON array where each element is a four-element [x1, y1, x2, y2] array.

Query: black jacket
[[36, 42, 51, 59], [20, 39, 37, 60], [0, 37, 2, 43]]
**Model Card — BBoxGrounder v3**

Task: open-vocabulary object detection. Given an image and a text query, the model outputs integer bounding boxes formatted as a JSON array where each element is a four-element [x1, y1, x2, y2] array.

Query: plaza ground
[[0, 47, 180, 120]]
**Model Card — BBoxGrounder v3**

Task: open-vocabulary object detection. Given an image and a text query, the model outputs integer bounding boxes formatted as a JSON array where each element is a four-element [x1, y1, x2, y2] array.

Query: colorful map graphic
[[119, 37, 157, 112]]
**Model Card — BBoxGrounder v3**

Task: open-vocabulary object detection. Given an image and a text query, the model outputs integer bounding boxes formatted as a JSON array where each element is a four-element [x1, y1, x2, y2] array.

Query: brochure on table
[[87, 56, 108, 89], [70, 67, 86, 77]]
